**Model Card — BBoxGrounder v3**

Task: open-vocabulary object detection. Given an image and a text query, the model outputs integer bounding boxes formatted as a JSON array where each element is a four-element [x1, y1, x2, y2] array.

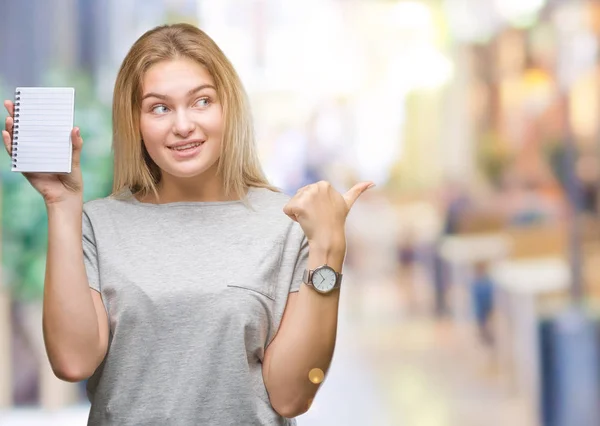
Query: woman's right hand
[[2, 99, 85, 206]]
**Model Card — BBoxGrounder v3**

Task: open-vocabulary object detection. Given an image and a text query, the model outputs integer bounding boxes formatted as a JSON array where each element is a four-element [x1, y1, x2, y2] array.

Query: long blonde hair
[[111, 23, 278, 201]]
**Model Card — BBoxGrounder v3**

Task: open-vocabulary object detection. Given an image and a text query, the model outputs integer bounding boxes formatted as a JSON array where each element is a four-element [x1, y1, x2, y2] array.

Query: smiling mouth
[[168, 141, 204, 151]]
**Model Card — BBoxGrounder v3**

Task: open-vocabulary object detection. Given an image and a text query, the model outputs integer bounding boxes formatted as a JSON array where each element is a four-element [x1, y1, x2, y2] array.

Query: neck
[[141, 168, 241, 204], [158, 180, 230, 203]]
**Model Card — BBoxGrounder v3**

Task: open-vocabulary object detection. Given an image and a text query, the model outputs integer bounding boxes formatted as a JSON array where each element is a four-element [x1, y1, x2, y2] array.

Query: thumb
[[343, 182, 375, 209], [71, 127, 83, 168]]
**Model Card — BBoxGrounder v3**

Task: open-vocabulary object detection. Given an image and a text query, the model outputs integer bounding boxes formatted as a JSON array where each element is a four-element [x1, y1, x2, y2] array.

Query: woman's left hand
[[283, 181, 374, 253]]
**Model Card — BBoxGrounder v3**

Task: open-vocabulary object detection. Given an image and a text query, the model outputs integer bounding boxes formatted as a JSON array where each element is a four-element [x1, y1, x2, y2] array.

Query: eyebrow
[[141, 84, 217, 101]]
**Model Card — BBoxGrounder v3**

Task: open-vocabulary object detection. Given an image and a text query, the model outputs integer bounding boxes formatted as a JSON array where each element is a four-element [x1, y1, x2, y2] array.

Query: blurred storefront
[[4, 1, 600, 425]]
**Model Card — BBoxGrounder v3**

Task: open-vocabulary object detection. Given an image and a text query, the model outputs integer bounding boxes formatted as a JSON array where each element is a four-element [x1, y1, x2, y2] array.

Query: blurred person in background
[[431, 181, 472, 319], [2, 23, 373, 425], [577, 154, 600, 217], [396, 227, 419, 315], [470, 261, 495, 347], [441, 181, 472, 235]]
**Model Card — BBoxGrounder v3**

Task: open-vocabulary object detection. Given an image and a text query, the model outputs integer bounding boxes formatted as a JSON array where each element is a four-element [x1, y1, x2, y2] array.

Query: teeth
[[171, 142, 202, 151]]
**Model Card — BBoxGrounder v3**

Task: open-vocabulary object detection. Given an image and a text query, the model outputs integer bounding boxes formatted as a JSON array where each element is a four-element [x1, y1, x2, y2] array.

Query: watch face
[[312, 266, 337, 293]]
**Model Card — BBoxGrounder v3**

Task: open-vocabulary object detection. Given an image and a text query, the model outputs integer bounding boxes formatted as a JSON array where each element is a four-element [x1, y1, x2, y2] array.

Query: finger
[[343, 182, 375, 209], [283, 186, 310, 222], [2, 130, 11, 156], [283, 201, 299, 223], [5, 115, 13, 135], [71, 127, 84, 167], [4, 100, 14, 118]]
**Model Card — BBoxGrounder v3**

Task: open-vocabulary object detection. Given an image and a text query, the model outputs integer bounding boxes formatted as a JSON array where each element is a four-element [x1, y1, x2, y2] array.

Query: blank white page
[[11, 87, 75, 173]]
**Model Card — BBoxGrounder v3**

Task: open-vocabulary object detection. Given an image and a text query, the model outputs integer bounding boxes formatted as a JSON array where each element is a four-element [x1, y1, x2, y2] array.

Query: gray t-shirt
[[82, 187, 308, 425]]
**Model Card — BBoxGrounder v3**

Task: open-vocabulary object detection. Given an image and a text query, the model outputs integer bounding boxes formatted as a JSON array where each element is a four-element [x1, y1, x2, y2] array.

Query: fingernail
[[367, 183, 376, 189], [75, 128, 80, 137]]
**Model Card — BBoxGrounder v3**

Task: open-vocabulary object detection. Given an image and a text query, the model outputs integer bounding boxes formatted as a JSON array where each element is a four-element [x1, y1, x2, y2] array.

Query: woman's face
[[139, 57, 223, 181]]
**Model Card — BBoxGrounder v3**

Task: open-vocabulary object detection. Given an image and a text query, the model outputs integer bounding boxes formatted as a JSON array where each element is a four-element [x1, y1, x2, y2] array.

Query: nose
[[172, 109, 195, 138]]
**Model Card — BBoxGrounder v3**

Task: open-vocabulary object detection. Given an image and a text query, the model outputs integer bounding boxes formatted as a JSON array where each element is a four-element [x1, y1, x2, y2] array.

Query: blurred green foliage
[[1, 69, 114, 301]]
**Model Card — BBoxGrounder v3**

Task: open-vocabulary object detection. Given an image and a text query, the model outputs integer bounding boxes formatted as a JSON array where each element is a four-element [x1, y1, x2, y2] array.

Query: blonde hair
[[111, 23, 279, 201]]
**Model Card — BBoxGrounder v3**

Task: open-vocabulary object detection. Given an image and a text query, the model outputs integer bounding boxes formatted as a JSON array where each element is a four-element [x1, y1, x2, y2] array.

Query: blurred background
[[2, 0, 600, 425]]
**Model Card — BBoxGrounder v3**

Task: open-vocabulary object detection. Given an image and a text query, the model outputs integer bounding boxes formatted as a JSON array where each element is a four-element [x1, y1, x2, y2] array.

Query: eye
[[151, 104, 169, 114], [195, 97, 211, 108]]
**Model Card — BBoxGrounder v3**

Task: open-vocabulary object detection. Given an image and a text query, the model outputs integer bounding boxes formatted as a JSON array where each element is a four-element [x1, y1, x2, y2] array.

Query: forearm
[[43, 201, 101, 377], [264, 243, 345, 417]]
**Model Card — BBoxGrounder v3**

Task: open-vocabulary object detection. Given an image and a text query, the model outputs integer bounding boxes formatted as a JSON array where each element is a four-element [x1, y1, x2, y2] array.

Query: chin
[[162, 161, 218, 180], [167, 168, 211, 179]]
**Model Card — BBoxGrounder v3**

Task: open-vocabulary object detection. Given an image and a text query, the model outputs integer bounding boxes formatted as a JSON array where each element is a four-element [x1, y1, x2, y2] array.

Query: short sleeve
[[82, 209, 101, 292], [265, 221, 308, 347], [289, 232, 309, 293]]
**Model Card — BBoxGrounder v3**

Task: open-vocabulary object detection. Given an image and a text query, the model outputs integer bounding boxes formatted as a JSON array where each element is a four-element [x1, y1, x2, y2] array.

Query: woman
[[2, 23, 372, 425]]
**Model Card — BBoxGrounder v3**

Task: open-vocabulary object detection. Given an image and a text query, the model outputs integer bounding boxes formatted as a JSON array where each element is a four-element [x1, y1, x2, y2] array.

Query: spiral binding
[[11, 89, 20, 169]]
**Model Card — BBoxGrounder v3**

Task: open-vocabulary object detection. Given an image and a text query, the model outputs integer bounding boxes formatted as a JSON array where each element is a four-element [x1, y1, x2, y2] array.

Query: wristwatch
[[302, 265, 343, 294]]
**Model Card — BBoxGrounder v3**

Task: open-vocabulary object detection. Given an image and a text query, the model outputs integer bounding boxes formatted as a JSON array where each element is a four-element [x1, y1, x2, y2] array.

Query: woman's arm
[[263, 242, 344, 418], [2, 106, 108, 382], [263, 179, 373, 418], [43, 202, 109, 381]]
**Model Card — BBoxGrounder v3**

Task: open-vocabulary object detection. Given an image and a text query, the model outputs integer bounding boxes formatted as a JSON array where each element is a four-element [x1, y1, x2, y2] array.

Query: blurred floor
[[0, 405, 90, 425], [350, 283, 533, 426]]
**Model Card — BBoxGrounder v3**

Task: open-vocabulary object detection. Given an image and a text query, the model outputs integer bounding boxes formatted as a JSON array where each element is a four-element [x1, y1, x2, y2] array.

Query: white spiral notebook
[[11, 87, 75, 173]]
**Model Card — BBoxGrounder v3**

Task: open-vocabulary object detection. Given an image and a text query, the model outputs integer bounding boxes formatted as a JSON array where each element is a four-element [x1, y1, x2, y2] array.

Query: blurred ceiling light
[[494, 0, 546, 27], [521, 68, 554, 115], [354, 92, 405, 186], [383, 2, 454, 91], [443, 0, 500, 43], [389, 1, 433, 30], [389, 47, 454, 92]]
